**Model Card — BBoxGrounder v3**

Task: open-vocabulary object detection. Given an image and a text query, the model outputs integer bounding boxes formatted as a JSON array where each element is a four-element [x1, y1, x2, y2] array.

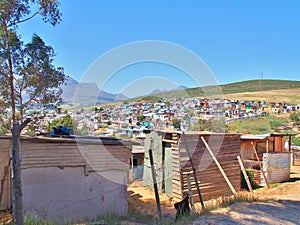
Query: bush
[[292, 136, 300, 146], [241, 168, 260, 190], [290, 112, 300, 124], [172, 118, 181, 130], [47, 114, 79, 134], [267, 115, 289, 131]]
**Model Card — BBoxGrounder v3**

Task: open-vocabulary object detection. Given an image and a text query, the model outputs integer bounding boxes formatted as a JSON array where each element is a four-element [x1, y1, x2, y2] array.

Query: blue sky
[[18, 1, 300, 97]]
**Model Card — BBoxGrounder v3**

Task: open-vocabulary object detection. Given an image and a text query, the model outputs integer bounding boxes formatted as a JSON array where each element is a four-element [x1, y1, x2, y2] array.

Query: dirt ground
[[193, 165, 300, 224], [128, 180, 177, 218], [128, 166, 300, 224]]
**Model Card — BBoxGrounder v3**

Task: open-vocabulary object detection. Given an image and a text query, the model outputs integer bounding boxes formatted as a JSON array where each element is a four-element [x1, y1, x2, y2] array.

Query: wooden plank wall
[[170, 133, 241, 202], [170, 133, 182, 201]]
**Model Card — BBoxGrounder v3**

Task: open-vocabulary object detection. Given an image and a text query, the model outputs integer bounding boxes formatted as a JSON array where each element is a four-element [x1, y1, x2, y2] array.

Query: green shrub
[[241, 168, 260, 190], [290, 112, 300, 123], [292, 136, 300, 146], [47, 114, 79, 134]]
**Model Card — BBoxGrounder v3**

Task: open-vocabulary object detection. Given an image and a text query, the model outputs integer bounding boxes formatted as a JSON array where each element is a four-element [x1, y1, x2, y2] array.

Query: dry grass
[[220, 88, 300, 104], [194, 191, 259, 215]]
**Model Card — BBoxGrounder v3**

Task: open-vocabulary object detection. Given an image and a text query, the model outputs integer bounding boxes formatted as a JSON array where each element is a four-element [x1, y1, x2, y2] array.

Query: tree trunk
[[11, 119, 30, 225], [11, 123, 24, 225], [3, 22, 16, 122]]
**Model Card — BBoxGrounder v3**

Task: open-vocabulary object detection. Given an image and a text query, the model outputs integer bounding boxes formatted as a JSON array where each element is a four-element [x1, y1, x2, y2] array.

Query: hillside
[[62, 79, 300, 107], [139, 79, 300, 101], [222, 88, 300, 104], [219, 79, 300, 94]]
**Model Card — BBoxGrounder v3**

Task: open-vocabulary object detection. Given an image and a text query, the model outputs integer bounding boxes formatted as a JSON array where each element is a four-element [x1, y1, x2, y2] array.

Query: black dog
[[174, 195, 190, 220]]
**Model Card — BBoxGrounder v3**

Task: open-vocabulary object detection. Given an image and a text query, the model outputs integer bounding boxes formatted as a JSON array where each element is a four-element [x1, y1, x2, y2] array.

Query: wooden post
[[201, 136, 237, 197], [161, 142, 165, 193], [251, 142, 270, 188], [237, 156, 253, 192], [187, 174, 195, 209], [266, 140, 269, 153], [288, 136, 292, 153], [182, 132, 205, 209], [131, 154, 134, 180], [148, 138, 162, 220], [292, 149, 295, 166]]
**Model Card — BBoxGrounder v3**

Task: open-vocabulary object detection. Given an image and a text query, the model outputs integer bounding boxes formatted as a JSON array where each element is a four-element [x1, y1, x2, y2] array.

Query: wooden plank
[[237, 155, 252, 190], [186, 174, 195, 208], [251, 142, 270, 188], [201, 137, 237, 197]]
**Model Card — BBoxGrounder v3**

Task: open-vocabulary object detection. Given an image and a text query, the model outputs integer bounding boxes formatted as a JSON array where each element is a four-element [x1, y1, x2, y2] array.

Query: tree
[[48, 114, 78, 135], [290, 112, 300, 124], [80, 123, 89, 135], [0, 1, 63, 224], [137, 115, 145, 122], [190, 119, 227, 133], [172, 118, 181, 130]]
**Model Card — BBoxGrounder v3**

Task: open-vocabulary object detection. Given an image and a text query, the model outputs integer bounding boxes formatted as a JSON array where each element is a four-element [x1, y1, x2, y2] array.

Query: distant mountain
[[150, 85, 188, 95], [61, 77, 129, 107]]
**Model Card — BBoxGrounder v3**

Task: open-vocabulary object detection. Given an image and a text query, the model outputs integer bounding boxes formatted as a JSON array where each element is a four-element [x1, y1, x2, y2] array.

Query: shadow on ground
[[194, 200, 300, 225]]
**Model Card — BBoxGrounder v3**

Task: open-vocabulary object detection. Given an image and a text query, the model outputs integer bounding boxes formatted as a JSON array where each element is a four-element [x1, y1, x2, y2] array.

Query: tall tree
[[0, 1, 64, 224]]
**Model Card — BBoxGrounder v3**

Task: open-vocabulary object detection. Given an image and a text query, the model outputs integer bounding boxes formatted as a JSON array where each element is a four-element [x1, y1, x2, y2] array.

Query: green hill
[[138, 79, 300, 100], [219, 79, 300, 94]]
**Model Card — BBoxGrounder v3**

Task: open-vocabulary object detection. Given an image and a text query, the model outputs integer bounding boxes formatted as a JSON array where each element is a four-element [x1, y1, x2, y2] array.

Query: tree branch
[[20, 118, 31, 131], [8, 9, 41, 27]]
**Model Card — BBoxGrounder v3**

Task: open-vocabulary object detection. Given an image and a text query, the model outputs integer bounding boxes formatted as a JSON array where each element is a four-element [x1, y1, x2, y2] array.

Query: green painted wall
[[143, 131, 173, 196]]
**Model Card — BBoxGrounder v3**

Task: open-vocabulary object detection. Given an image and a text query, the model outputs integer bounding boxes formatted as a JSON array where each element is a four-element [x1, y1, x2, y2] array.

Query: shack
[[143, 131, 241, 202], [240, 133, 295, 185], [129, 142, 144, 181], [0, 136, 131, 222], [292, 145, 300, 166]]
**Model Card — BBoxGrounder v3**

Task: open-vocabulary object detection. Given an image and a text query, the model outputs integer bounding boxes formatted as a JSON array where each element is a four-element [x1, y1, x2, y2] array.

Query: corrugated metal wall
[[262, 153, 290, 184], [0, 138, 12, 211], [293, 150, 300, 166], [0, 136, 132, 217], [20, 137, 131, 173], [143, 131, 164, 192]]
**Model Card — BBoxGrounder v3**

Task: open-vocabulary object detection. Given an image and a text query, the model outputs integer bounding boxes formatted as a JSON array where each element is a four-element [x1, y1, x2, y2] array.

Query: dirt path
[[193, 165, 300, 225]]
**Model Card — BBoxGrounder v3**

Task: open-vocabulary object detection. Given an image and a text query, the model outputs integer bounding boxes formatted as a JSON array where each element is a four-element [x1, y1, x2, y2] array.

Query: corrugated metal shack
[[262, 153, 290, 185], [240, 134, 293, 185], [0, 139, 12, 211], [143, 131, 241, 202], [0, 136, 131, 222], [292, 146, 300, 166]]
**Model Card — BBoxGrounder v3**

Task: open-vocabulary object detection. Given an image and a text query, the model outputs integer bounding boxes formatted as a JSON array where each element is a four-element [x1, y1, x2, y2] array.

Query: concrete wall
[[22, 166, 128, 222]]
